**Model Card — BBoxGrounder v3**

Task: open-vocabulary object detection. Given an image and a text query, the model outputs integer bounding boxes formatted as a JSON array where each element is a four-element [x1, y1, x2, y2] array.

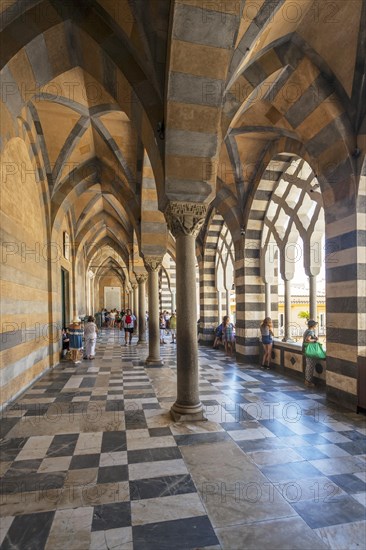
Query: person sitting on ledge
[[213, 320, 223, 349]]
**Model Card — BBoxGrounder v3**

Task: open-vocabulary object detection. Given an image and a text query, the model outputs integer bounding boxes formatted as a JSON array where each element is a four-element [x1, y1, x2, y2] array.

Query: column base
[[145, 357, 164, 367], [137, 338, 147, 344], [170, 401, 207, 422]]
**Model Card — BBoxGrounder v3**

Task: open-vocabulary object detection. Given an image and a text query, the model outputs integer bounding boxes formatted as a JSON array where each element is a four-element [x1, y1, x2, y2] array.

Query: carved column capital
[[131, 283, 138, 290], [165, 201, 208, 238], [135, 273, 148, 284], [144, 256, 163, 272]]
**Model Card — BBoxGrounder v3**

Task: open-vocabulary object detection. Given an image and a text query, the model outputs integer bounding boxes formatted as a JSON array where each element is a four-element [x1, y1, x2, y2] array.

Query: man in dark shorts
[[122, 308, 136, 345]]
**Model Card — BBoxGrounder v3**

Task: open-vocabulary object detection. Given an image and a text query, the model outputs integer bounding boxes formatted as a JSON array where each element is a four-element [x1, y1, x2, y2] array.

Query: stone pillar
[[280, 244, 295, 342], [226, 289, 230, 316], [132, 283, 138, 317], [130, 284, 137, 312], [145, 257, 163, 365], [265, 282, 271, 319], [136, 273, 148, 343], [261, 247, 274, 325], [122, 282, 126, 310], [171, 291, 176, 313], [91, 278, 95, 314], [283, 279, 292, 341], [309, 275, 317, 321], [304, 237, 321, 327], [165, 201, 208, 421], [126, 289, 130, 310], [217, 290, 222, 324]]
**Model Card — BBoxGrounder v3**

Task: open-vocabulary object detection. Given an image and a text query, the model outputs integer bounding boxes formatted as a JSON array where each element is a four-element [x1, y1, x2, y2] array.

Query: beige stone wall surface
[[1, 138, 50, 406]]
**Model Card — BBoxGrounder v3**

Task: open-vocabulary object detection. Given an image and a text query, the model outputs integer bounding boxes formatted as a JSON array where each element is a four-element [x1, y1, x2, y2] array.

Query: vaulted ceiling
[[1, 0, 365, 263]]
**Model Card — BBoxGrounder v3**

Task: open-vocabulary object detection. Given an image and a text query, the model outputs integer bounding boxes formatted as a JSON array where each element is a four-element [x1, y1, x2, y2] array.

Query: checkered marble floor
[[1, 330, 365, 549]]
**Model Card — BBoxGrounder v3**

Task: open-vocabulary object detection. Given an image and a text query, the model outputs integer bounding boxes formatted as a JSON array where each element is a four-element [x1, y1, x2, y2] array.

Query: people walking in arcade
[[83, 315, 98, 359], [122, 308, 136, 345]]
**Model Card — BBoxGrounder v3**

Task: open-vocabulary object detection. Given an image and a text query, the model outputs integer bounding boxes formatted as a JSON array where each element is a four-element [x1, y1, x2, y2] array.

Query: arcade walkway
[[1, 332, 365, 550]]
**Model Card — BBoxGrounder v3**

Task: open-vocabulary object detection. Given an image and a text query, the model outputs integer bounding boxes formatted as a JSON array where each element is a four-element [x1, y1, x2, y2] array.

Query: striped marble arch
[[1, 0, 365, 415]]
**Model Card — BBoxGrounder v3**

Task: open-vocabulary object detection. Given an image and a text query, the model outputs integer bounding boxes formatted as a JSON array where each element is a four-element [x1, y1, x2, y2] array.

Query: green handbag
[[304, 342, 326, 360]]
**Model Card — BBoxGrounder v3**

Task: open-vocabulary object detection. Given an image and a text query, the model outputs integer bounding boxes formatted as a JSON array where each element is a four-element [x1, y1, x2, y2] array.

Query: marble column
[[129, 289, 133, 313], [165, 201, 208, 422], [217, 290, 222, 324], [309, 275, 317, 322], [280, 245, 295, 342], [145, 257, 163, 365], [304, 240, 321, 325], [132, 282, 138, 320], [283, 278, 292, 341], [122, 282, 126, 310], [129, 288, 133, 310], [226, 289, 230, 316], [262, 247, 275, 330], [171, 291, 176, 314], [265, 282, 271, 319], [136, 273, 148, 343]]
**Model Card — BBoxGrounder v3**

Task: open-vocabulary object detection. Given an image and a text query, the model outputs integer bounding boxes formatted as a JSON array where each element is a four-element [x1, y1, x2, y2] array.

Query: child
[[222, 315, 235, 356], [62, 328, 69, 358], [213, 321, 223, 349]]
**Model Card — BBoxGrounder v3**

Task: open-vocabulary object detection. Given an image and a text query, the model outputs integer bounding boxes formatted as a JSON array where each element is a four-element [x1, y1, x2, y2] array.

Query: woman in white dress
[[84, 316, 98, 359]]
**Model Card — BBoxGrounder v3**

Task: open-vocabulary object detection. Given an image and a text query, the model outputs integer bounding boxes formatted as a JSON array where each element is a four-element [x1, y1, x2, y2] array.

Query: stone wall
[[271, 340, 326, 385], [0, 138, 51, 407], [98, 275, 124, 312]]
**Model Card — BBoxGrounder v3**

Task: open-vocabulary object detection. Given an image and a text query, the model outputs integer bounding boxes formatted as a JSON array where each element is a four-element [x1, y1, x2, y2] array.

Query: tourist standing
[[109, 309, 116, 328], [303, 319, 318, 387], [122, 308, 136, 345], [159, 312, 166, 344], [260, 317, 274, 369], [84, 316, 98, 359], [67, 317, 83, 364], [169, 312, 177, 343]]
